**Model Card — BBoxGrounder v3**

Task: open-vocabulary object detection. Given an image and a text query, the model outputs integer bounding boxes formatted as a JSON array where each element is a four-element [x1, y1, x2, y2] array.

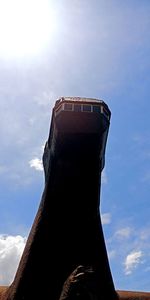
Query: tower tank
[[6, 97, 118, 300]]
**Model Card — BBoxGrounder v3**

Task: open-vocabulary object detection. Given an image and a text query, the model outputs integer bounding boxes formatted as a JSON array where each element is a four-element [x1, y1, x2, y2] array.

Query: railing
[[54, 102, 110, 120]]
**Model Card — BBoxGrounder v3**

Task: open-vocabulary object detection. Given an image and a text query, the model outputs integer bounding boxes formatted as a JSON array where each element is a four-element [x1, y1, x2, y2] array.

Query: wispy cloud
[[115, 227, 132, 239], [29, 158, 43, 171], [124, 250, 143, 275], [101, 213, 111, 225], [0, 235, 26, 285], [0, 94, 50, 187], [34, 90, 56, 107], [101, 170, 108, 184], [108, 250, 116, 260], [139, 228, 150, 241]]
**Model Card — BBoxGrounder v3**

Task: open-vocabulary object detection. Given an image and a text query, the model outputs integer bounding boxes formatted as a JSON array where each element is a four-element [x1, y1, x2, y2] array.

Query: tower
[[5, 97, 118, 300]]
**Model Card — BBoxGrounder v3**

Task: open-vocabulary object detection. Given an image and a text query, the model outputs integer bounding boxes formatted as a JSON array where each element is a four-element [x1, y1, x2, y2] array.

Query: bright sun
[[0, 0, 57, 58]]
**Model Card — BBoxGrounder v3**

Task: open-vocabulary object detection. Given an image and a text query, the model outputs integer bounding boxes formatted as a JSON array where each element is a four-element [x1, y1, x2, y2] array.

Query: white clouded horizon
[[124, 250, 143, 275], [0, 235, 26, 285]]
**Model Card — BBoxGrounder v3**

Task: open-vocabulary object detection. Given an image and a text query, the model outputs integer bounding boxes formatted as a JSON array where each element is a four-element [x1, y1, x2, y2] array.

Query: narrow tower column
[[5, 97, 118, 300]]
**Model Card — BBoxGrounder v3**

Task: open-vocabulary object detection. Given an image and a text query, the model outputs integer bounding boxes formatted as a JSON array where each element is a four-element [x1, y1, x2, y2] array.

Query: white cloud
[[140, 228, 150, 241], [34, 91, 56, 107], [101, 170, 108, 184], [124, 250, 143, 275], [115, 227, 132, 239], [108, 250, 116, 260], [41, 144, 46, 152], [29, 158, 43, 171], [101, 213, 111, 225], [0, 235, 26, 285]]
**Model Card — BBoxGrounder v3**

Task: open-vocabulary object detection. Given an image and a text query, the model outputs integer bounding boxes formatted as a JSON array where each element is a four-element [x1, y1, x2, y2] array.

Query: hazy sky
[[0, 0, 150, 292]]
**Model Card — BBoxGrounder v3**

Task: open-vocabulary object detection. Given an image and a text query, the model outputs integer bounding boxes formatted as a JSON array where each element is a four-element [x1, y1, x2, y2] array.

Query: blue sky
[[0, 0, 150, 292]]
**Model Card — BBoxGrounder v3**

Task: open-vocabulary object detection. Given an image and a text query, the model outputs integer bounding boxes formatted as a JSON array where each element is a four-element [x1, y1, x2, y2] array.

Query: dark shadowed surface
[[0, 99, 149, 300]]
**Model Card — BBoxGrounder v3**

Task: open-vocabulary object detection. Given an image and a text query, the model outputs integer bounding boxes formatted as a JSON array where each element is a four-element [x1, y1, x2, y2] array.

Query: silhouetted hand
[[59, 265, 98, 300]]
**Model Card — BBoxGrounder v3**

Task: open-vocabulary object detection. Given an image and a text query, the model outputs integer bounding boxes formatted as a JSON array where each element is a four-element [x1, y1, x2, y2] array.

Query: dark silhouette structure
[[1, 97, 150, 300], [5, 97, 116, 300]]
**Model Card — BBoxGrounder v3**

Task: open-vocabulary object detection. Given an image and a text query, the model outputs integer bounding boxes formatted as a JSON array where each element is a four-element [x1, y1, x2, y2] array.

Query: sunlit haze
[[0, 0, 58, 57]]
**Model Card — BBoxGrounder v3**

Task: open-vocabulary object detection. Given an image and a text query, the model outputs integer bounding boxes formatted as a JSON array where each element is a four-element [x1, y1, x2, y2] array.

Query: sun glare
[[0, 0, 57, 58]]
